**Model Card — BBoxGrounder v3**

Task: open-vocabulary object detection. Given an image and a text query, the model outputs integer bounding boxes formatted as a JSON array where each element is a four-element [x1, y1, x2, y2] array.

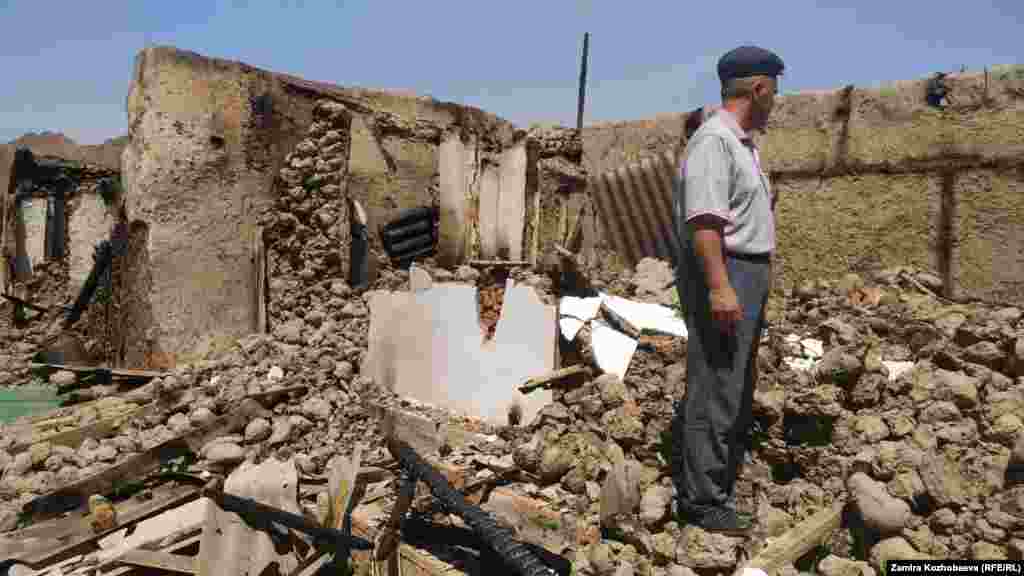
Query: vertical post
[[576, 32, 590, 133], [13, 192, 31, 281], [984, 67, 989, 104], [939, 171, 956, 299]]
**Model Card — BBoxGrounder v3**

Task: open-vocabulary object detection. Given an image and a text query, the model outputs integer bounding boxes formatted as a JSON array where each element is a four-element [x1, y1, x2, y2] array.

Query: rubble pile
[[0, 254, 1021, 575]]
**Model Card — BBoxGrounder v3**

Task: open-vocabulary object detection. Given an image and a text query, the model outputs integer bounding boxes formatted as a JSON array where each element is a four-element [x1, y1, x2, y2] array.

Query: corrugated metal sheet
[[589, 150, 680, 267]]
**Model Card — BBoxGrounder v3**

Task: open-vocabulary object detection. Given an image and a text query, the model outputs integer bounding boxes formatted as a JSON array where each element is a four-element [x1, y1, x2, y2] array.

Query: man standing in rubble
[[671, 45, 784, 534]]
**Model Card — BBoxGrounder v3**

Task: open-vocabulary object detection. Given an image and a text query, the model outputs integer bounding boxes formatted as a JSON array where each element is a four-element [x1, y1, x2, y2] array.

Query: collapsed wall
[[0, 145, 123, 382], [120, 45, 589, 369], [119, 46, 526, 368], [583, 66, 1024, 302]]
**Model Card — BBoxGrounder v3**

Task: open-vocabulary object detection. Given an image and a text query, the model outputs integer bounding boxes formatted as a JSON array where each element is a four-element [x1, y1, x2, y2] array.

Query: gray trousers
[[671, 251, 771, 517]]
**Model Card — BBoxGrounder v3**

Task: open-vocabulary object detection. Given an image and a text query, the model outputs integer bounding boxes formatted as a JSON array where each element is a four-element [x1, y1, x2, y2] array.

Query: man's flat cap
[[717, 46, 785, 82]]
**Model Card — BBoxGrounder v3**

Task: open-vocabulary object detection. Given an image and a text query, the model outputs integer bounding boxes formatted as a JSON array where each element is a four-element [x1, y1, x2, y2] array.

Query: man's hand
[[709, 284, 742, 332]]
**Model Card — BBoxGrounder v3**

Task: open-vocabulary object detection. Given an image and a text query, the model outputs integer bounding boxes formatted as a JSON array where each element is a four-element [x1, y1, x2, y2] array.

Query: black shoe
[[693, 507, 753, 536]]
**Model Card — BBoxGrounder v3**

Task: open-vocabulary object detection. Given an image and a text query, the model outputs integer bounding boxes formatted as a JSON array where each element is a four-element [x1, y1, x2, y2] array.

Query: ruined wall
[[526, 126, 589, 262], [0, 146, 122, 384], [583, 66, 1024, 301], [120, 46, 522, 366], [262, 100, 353, 335]]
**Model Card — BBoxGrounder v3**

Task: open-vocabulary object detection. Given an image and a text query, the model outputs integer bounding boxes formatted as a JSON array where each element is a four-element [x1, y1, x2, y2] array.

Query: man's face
[[750, 76, 778, 131]]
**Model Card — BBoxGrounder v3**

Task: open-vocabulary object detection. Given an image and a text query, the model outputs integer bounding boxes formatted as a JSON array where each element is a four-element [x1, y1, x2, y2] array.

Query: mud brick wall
[[583, 66, 1024, 302], [525, 125, 589, 262], [262, 100, 352, 332]]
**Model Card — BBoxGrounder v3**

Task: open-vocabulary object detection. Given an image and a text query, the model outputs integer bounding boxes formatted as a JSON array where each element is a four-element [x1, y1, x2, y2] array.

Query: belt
[[726, 251, 772, 263]]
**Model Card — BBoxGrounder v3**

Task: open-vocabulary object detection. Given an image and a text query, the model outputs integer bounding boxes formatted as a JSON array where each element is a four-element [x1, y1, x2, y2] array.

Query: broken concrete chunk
[[269, 417, 293, 445], [869, 537, 930, 571], [639, 484, 672, 528], [49, 370, 77, 387], [600, 443, 641, 528], [818, 554, 875, 576], [539, 444, 575, 484], [675, 526, 744, 569], [204, 442, 246, 467], [848, 472, 910, 536], [244, 418, 272, 443]]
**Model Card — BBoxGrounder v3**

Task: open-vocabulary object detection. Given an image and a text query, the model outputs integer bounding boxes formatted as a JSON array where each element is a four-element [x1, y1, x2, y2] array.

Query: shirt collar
[[715, 108, 754, 145]]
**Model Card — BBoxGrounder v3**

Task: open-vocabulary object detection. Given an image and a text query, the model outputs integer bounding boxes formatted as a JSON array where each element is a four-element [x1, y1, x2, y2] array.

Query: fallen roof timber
[[736, 499, 848, 576], [9, 402, 156, 456], [22, 386, 307, 520], [29, 364, 167, 380], [0, 482, 201, 569], [105, 549, 197, 574]]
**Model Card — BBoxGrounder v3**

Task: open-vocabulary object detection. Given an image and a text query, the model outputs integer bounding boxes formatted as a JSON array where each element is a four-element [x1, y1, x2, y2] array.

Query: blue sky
[[1, 0, 1021, 144]]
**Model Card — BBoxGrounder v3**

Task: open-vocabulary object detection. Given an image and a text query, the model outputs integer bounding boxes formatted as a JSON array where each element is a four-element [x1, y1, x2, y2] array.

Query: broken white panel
[[785, 357, 818, 372], [882, 360, 916, 383], [559, 295, 604, 340], [800, 338, 824, 359], [783, 334, 824, 360], [497, 142, 527, 260], [600, 293, 688, 338], [478, 164, 501, 259], [409, 264, 432, 292], [21, 197, 47, 271], [590, 319, 638, 380], [362, 279, 555, 426], [559, 317, 586, 341]]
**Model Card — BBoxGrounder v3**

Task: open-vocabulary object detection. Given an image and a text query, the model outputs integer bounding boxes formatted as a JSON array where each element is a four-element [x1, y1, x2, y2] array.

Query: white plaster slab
[[363, 280, 555, 426], [497, 143, 527, 260], [478, 164, 501, 259]]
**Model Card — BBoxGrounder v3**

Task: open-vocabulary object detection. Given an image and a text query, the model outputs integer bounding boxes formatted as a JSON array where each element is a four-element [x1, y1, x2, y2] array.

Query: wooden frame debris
[[518, 364, 589, 394], [467, 259, 532, 267], [0, 482, 201, 568], [23, 387, 306, 520], [735, 499, 847, 576], [12, 402, 156, 455], [113, 549, 197, 574], [29, 363, 166, 380]]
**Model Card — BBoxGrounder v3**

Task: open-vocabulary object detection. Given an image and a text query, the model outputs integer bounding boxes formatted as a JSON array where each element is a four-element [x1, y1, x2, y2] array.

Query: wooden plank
[[23, 386, 305, 518], [0, 482, 202, 568], [248, 385, 308, 407], [22, 398, 269, 520], [467, 259, 531, 267], [25, 403, 157, 454], [100, 534, 202, 576], [325, 446, 362, 531], [114, 550, 196, 574], [0, 151, 8, 295], [252, 224, 267, 334], [1, 292, 53, 312], [29, 363, 165, 379], [368, 403, 497, 458], [350, 502, 463, 576], [738, 499, 847, 576], [519, 364, 588, 394], [290, 553, 331, 576]]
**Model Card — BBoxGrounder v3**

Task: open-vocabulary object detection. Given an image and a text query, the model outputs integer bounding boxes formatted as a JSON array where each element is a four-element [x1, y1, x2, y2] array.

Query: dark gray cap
[[717, 46, 785, 83]]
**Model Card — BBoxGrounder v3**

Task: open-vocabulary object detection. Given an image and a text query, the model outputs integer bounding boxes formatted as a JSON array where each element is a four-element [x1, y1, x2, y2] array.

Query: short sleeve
[[683, 135, 732, 225]]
